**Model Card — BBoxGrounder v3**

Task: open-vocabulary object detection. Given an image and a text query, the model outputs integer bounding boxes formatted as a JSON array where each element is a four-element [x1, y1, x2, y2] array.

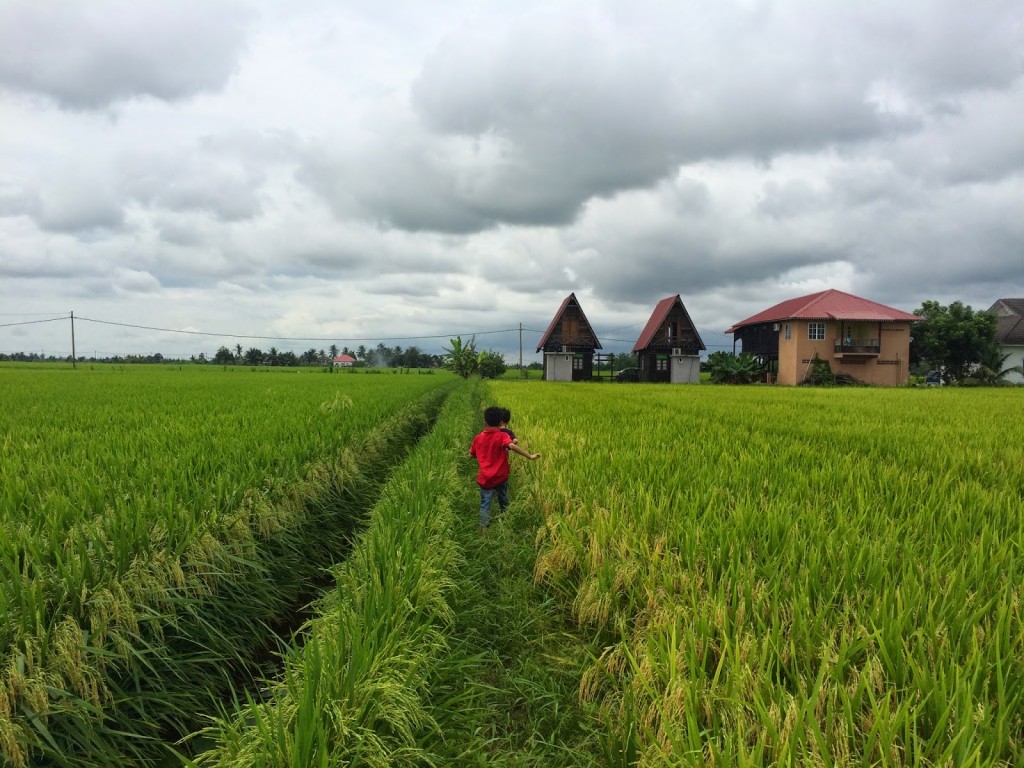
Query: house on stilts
[[724, 289, 918, 386]]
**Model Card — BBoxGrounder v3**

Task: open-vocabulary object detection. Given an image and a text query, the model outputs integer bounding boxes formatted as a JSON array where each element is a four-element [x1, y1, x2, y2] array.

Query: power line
[[6, 313, 735, 351], [0, 312, 71, 317], [595, 320, 645, 334], [0, 316, 69, 329], [74, 315, 530, 343]]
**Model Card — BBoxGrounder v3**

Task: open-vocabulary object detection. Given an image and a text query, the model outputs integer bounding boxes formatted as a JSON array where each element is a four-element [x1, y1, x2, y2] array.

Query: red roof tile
[[632, 295, 706, 352], [724, 289, 919, 333], [536, 294, 573, 351], [535, 293, 602, 352]]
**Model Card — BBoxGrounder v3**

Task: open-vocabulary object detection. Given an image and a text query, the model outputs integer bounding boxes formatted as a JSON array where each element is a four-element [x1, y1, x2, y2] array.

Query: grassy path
[[449, 442, 604, 766]]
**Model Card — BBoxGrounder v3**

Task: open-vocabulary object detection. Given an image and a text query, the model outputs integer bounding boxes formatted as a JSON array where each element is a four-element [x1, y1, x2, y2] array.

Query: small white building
[[332, 353, 356, 367]]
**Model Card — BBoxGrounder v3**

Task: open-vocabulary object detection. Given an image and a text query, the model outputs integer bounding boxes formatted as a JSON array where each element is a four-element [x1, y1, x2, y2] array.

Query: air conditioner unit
[[561, 345, 569, 353], [671, 348, 682, 356], [772, 323, 780, 331]]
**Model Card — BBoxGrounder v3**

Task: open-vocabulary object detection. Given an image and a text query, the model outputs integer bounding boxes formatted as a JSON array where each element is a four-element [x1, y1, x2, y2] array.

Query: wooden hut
[[536, 293, 602, 381], [631, 295, 705, 383]]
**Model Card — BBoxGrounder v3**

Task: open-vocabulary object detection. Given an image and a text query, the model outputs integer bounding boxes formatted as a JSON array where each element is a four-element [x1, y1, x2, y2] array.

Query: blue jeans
[[478, 481, 509, 526]]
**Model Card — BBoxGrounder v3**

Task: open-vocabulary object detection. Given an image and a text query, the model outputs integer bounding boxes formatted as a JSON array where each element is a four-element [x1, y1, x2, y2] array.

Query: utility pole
[[519, 322, 523, 375], [70, 311, 77, 369]]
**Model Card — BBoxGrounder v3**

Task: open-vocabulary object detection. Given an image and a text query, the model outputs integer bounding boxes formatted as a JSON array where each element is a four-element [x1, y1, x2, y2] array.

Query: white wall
[[544, 352, 574, 382], [1002, 345, 1024, 384], [670, 355, 701, 384]]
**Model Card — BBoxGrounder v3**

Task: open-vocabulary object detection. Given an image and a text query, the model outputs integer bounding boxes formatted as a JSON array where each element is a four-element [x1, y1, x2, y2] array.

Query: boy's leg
[[479, 485, 494, 527], [496, 481, 509, 512]]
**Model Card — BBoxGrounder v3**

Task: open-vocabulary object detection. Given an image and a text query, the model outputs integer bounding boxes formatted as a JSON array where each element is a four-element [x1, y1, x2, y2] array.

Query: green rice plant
[[0, 364, 454, 766], [192, 380, 487, 767], [493, 383, 1024, 767]]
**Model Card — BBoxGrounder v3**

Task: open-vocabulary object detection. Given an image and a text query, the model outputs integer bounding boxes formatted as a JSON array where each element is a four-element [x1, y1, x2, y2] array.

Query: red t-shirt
[[470, 428, 513, 489]]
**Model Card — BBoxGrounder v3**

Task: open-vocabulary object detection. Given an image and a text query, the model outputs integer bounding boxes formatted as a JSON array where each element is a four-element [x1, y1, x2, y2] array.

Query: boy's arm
[[508, 442, 540, 460]]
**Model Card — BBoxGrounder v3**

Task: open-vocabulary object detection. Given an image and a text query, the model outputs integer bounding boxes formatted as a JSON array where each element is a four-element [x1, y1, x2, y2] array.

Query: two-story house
[[725, 289, 919, 386]]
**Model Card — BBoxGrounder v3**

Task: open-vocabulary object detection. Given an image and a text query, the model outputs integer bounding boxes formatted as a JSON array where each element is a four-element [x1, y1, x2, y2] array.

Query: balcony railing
[[834, 338, 880, 355]]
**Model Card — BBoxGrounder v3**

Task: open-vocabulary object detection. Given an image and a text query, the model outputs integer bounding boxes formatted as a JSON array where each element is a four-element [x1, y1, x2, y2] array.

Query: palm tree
[[234, 343, 243, 364], [974, 349, 1024, 386], [329, 344, 339, 362]]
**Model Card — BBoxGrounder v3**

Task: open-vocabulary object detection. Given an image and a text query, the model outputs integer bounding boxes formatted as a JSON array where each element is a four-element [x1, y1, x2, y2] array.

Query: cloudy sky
[[2, 0, 1022, 361]]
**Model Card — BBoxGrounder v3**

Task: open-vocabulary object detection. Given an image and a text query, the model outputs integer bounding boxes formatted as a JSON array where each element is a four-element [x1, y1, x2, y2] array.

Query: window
[[656, 357, 668, 372], [572, 356, 583, 371], [808, 322, 825, 340], [784, 323, 791, 340]]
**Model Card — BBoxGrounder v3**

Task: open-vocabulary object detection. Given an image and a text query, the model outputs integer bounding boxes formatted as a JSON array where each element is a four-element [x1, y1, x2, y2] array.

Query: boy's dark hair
[[483, 406, 504, 427], [500, 408, 511, 424]]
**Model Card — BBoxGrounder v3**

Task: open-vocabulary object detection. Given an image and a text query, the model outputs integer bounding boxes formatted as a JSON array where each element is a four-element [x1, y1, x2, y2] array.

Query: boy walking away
[[470, 406, 540, 535]]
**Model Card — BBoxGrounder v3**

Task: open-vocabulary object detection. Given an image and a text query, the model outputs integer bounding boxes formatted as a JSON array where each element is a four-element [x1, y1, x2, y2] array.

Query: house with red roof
[[332, 353, 356, 367], [724, 289, 919, 386], [536, 293, 602, 381], [631, 295, 705, 383], [988, 298, 1024, 384]]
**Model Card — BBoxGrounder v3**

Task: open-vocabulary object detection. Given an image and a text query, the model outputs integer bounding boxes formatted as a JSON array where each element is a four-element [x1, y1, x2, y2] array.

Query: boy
[[470, 405, 540, 535], [499, 407, 518, 444]]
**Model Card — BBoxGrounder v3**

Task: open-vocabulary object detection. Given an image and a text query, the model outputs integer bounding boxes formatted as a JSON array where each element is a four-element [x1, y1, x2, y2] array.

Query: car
[[925, 370, 943, 387], [615, 367, 641, 382]]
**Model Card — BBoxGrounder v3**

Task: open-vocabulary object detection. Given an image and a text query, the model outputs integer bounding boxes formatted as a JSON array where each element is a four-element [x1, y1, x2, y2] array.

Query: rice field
[[3, 364, 1022, 766], [191, 379, 488, 767], [491, 382, 1024, 766], [0, 364, 453, 766]]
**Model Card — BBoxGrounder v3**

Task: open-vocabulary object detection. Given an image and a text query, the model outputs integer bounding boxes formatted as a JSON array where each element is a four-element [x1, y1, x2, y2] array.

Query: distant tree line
[[0, 352, 170, 364], [0, 343, 446, 368], [210, 342, 443, 368]]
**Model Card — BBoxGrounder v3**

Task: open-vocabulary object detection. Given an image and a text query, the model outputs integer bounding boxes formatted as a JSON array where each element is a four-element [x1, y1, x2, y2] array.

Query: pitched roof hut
[[536, 292, 602, 381], [631, 295, 705, 383]]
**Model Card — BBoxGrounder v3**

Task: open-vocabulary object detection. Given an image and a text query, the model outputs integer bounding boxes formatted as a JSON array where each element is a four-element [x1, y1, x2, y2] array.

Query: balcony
[[834, 338, 880, 357]]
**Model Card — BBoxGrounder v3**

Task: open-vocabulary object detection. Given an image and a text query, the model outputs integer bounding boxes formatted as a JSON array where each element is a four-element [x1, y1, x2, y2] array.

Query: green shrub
[[706, 351, 762, 384]]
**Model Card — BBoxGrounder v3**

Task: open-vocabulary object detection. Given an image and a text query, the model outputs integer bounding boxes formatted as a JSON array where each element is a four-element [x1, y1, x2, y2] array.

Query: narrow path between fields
[[451, 471, 605, 768]]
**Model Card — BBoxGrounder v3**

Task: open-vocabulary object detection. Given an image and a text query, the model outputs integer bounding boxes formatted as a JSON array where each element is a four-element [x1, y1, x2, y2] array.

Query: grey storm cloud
[[0, 0, 252, 109], [361, 275, 463, 298], [37, 185, 125, 233], [1, 172, 124, 234], [288, 1, 1024, 238], [120, 150, 264, 222]]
